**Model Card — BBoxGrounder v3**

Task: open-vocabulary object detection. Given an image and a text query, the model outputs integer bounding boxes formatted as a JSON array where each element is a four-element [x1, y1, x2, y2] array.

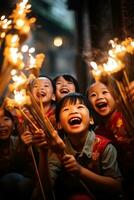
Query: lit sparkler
[[90, 37, 134, 132]]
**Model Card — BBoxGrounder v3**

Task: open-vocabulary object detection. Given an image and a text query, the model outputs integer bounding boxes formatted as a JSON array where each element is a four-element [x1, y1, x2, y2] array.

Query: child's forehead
[[56, 76, 66, 81], [0, 109, 4, 116], [88, 82, 108, 92], [34, 77, 52, 84], [61, 98, 82, 106]]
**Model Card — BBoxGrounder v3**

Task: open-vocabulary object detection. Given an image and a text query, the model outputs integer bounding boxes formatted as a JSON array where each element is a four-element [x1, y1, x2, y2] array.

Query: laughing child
[[86, 81, 134, 199], [53, 74, 80, 101], [39, 93, 123, 200]]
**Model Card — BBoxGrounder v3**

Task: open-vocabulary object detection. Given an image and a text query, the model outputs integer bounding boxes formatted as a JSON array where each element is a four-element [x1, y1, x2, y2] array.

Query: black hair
[[55, 92, 90, 122], [3, 108, 14, 122], [53, 74, 80, 93]]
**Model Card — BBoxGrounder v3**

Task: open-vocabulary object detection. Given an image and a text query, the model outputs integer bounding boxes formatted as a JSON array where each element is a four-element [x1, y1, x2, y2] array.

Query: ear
[[12, 125, 15, 130], [90, 115, 94, 125], [52, 94, 56, 101], [57, 122, 62, 130]]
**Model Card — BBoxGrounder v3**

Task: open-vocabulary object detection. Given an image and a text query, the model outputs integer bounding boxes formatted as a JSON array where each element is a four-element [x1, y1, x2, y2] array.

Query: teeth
[[69, 117, 81, 125], [96, 102, 107, 108], [60, 89, 69, 93]]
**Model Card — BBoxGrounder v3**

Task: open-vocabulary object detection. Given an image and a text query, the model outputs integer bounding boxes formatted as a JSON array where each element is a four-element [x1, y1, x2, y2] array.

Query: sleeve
[[101, 143, 122, 180], [48, 151, 62, 186]]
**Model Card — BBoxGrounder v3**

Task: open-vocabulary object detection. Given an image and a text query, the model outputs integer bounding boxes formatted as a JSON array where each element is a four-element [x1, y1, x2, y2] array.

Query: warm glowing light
[[53, 37, 63, 47], [90, 61, 98, 71], [13, 89, 31, 106], [13, 35, 19, 42], [29, 54, 36, 68], [0, 32, 5, 38], [14, 89, 27, 105], [11, 69, 17, 76], [16, 19, 25, 27], [1, 15, 5, 20], [90, 61, 103, 81], [12, 73, 27, 86], [103, 57, 124, 74], [21, 44, 29, 52], [29, 47, 35, 53]]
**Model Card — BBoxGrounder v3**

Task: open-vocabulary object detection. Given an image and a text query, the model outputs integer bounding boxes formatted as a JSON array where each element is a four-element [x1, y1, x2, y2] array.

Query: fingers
[[21, 130, 33, 145], [61, 154, 81, 174], [49, 130, 66, 154]]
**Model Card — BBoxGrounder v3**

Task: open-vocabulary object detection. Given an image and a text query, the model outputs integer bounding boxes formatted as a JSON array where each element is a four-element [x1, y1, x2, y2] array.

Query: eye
[[89, 93, 96, 98], [56, 82, 61, 85], [62, 108, 69, 112], [44, 84, 49, 87], [102, 90, 109, 94], [77, 105, 85, 109], [33, 84, 38, 88], [4, 117, 11, 121], [68, 81, 73, 85]]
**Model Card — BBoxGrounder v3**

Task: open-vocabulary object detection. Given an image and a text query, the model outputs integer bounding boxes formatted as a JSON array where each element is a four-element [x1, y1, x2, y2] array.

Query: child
[[53, 74, 80, 101], [20, 76, 57, 138], [20, 76, 64, 200], [38, 93, 123, 200], [0, 107, 36, 200], [30, 76, 56, 126], [86, 81, 134, 199]]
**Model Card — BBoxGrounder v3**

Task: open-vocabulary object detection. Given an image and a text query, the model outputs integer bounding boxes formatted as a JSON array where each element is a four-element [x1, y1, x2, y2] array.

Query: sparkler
[[0, 0, 36, 97], [5, 88, 47, 200], [89, 37, 134, 132]]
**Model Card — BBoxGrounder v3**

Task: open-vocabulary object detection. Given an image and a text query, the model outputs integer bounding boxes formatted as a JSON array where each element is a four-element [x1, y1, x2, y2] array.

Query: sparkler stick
[[21, 118, 46, 200], [114, 79, 134, 130], [29, 145, 46, 200], [27, 88, 67, 156], [39, 97, 55, 133], [123, 70, 130, 87], [18, 107, 39, 131], [27, 90, 55, 137], [14, 106, 46, 199]]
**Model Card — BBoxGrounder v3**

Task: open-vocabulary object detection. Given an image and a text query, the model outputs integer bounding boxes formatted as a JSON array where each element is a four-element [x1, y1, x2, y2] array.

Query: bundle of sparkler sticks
[[0, 1, 57, 199]]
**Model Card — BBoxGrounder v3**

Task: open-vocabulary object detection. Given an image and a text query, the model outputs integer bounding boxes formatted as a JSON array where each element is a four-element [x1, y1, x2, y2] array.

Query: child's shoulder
[[93, 134, 111, 155]]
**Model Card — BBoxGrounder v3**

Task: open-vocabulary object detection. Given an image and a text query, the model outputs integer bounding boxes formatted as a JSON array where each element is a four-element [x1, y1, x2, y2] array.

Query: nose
[[70, 106, 78, 113], [97, 93, 103, 100], [39, 86, 45, 92], [0, 119, 4, 126], [62, 81, 67, 87]]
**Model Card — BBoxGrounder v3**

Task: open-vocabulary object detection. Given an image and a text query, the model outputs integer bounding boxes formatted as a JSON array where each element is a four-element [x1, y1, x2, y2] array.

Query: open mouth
[[0, 129, 8, 133], [96, 102, 107, 109], [37, 92, 46, 98], [68, 117, 82, 125], [60, 88, 69, 94]]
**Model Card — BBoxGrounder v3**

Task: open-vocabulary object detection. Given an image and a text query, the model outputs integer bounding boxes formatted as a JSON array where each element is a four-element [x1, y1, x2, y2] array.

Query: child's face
[[31, 78, 55, 103], [0, 109, 13, 140], [58, 99, 90, 136], [87, 82, 116, 117], [55, 76, 76, 101]]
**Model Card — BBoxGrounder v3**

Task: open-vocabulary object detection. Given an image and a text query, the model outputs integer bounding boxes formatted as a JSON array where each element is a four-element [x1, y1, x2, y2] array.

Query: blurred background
[[0, 0, 134, 93]]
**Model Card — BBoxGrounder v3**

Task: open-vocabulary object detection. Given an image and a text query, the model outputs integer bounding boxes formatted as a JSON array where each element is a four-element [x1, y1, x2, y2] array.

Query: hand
[[61, 154, 81, 175], [48, 130, 66, 155], [33, 129, 48, 148], [21, 130, 32, 145], [21, 129, 48, 149]]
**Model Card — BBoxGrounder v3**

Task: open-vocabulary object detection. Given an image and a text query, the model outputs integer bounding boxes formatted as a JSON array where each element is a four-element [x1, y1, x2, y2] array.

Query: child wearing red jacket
[[87, 81, 134, 199]]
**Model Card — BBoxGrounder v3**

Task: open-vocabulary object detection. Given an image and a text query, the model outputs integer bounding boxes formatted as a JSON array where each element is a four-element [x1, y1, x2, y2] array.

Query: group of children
[[0, 73, 134, 200]]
